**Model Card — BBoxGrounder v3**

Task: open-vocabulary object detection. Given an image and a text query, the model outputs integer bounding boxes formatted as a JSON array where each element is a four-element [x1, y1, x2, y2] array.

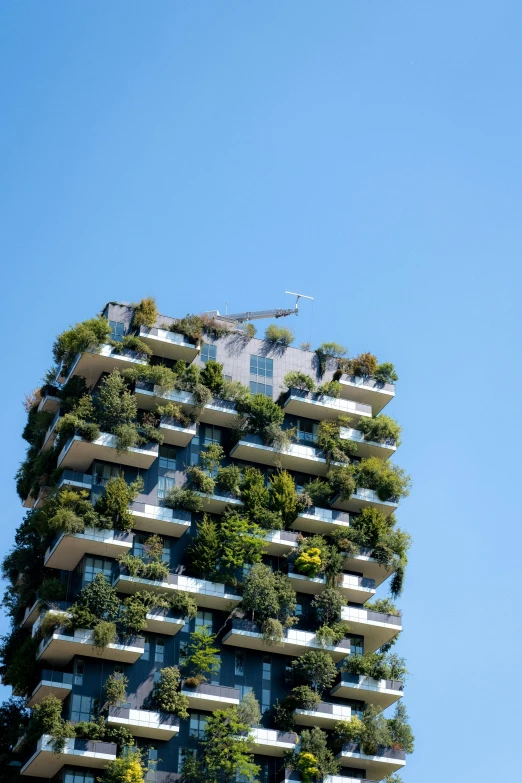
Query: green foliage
[[283, 371, 315, 392], [374, 362, 398, 384], [302, 477, 332, 508], [237, 690, 262, 726], [215, 464, 242, 495], [317, 417, 357, 463], [314, 623, 346, 647], [36, 610, 71, 638], [260, 617, 285, 646], [59, 375, 90, 414], [286, 727, 339, 779], [296, 752, 321, 783], [200, 360, 225, 395], [186, 708, 259, 783], [200, 442, 225, 473], [22, 408, 54, 448], [312, 587, 345, 626], [104, 725, 135, 749], [95, 474, 143, 532], [327, 465, 356, 501], [365, 598, 400, 616], [73, 573, 120, 626], [315, 342, 347, 376], [104, 673, 128, 706], [0, 697, 29, 770], [118, 335, 153, 356], [53, 317, 112, 368], [101, 746, 146, 783], [288, 685, 321, 710], [349, 506, 391, 548], [240, 467, 283, 530], [93, 620, 117, 650], [164, 484, 204, 513], [244, 323, 257, 338], [358, 415, 401, 445], [118, 533, 169, 583], [187, 516, 220, 580], [96, 371, 137, 433], [152, 667, 189, 718], [237, 393, 284, 432], [218, 512, 265, 579], [132, 297, 158, 329], [45, 488, 98, 536], [183, 627, 220, 679], [355, 457, 411, 501], [291, 650, 337, 695], [29, 694, 75, 753], [264, 324, 294, 346], [316, 380, 342, 397], [343, 652, 408, 683], [175, 314, 204, 341], [269, 471, 300, 528], [0, 629, 39, 696], [242, 563, 296, 627], [220, 379, 251, 404], [294, 547, 323, 578], [388, 702, 414, 753]]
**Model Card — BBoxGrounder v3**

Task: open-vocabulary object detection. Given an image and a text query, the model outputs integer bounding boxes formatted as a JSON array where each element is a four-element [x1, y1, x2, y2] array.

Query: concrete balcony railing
[[337, 375, 395, 415], [294, 701, 352, 728], [336, 741, 406, 778], [196, 489, 244, 514], [138, 325, 200, 361], [113, 569, 241, 611], [230, 434, 331, 476], [339, 427, 397, 459], [331, 671, 404, 709], [44, 528, 133, 570], [180, 681, 241, 711], [324, 776, 379, 783], [37, 627, 145, 665], [247, 727, 298, 756], [332, 487, 399, 517], [144, 608, 186, 636], [222, 619, 351, 662], [283, 388, 372, 425], [130, 502, 192, 537], [27, 669, 73, 708], [20, 735, 116, 778], [58, 432, 159, 473], [58, 344, 148, 386], [158, 416, 197, 447], [340, 606, 402, 653], [292, 506, 350, 534], [107, 706, 180, 740], [135, 381, 238, 427], [263, 530, 299, 556], [287, 567, 376, 603], [37, 391, 61, 414]]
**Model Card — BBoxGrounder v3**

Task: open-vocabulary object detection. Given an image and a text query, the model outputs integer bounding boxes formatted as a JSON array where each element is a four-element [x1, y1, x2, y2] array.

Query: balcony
[[135, 381, 194, 413], [292, 507, 350, 534], [222, 620, 351, 662], [337, 375, 395, 415], [159, 416, 197, 447], [199, 397, 238, 428], [144, 610, 185, 636], [44, 528, 133, 570], [247, 728, 298, 756], [324, 776, 379, 783], [57, 432, 158, 472], [27, 670, 73, 708], [113, 571, 241, 611], [331, 672, 403, 709], [181, 682, 240, 711], [138, 325, 200, 361], [107, 706, 179, 740], [287, 568, 376, 603], [263, 530, 299, 556], [230, 435, 330, 476], [58, 470, 93, 491], [37, 392, 60, 414], [59, 344, 148, 386], [294, 701, 352, 729], [20, 599, 42, 629], [130, 502, 191, 537], [340, 427, 396, 460], [342, 547, 395, 587], [196, 490, 244, 514], [37, 628, 145, 665], [21, 735, 116, 778], [283, 389, 372, 425], [340, 607, 402, 653], [336, 742, 406, 778], [40, 411, 61, 452], [331, 487, 398, 517]]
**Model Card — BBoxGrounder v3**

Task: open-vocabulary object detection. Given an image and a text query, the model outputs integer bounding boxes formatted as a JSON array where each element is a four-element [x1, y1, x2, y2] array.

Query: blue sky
[[1, 1, 521, 780]]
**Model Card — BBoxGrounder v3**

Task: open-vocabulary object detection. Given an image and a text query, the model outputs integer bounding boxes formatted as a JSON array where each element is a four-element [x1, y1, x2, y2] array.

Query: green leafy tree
[[237, 690, 262, 726], [104, 673, 128, 706], [282, 371, 315, 392], [240, 467, 282, 530], [132, 297, 158, 329], [96, 371, 138, 433], [242, 564, 296, 628], [374, 363, 399, 384], [187, 516, 220, 579], [218, 512, 265, 577], [264, 324, 294, 346], [53, 317, 112, 367], [0, 697, 29, 771], [95, 474, 144, 531], [388, 702, 414, 754], [291, 650, 337, 696], [200, 360, 225, 395], [315, 342, 347, 376], [199, 708, 259, 783], [286, 727, 339, 778], [269, 471, 300, 528], [71, 573, 120, 628], [184, 627, 220, 681], [312, 587, 345, 626], [358, 415, 401, 446], [355, 457, 411, 502], [101, 746, 146, 783], [152, 667, 189, 718]]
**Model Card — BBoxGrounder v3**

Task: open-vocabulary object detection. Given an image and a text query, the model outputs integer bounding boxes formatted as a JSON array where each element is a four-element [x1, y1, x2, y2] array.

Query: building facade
[[3, 300, 411, 783]]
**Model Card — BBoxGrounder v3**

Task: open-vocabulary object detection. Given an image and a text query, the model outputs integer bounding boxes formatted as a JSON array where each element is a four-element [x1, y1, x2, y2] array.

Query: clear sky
[[1, 2, 521, 780]]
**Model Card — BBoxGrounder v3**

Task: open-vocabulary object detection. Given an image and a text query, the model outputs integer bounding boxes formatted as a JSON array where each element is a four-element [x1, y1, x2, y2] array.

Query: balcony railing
[[230, 434, 331, 476], [223, 619, 351, 661], [58, 344, 148, 385], [332, 486, 399, 517], [107, 706, 180, 739], [331, 671, 403, 709], [247, 727, 298, 756], [181, 681, 240, 711], [114, 567, 241, 610], [130, 501, 191, 537], [44, 527, 133, 570], [337, 374, 395, 415], [294, 701, 352, 727], [292, 506, 350, 533], [287, 566, 375, 601], [340, 606, 402, 653], [57, 432, 159, 472], [21, 735, 117, 778], [37, 627, 145, 664], [338, 741, 406, 775], [27, 669, 73, 707], [263, 530, 299, 555], [283, 388, 372, 423]]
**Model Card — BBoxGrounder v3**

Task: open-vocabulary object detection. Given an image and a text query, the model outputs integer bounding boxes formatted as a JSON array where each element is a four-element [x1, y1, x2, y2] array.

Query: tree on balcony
[[286, 726, 339, 779], [104, 673, 128, 707], [53, 316, 112, 370], [102, 746, 146, 783], [291, 650, 337, 696], [183, 627, 221, 686], [152, 666, 189, 718], [132, 297, 158, 329], [241, 564, 297, 644], [95, 474, 144, 532]]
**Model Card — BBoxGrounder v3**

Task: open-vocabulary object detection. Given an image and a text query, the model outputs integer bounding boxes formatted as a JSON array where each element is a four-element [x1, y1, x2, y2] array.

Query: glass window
[[157, 476, 175, 500], [142, 635, 150, 661], [155, 638, 165, 664], [73, 659, 84, 686], [250, 355, 273, 379], [262, 655, 271, 679], [70, 694, 93, 722], [238, 685, 252, 700], [201, 344, 217, 363], [296, 418, 318, 443], [224, 375, 232, 382], [211, 658, 221, 685], [189, 712, 208, 738], [92, 462, 121, 487], [262, 688, 271, 714], [201, 425, 222, 446], [83, 556, 112, 584], [134, 535, 170, 564], [64, 769, 95, 783], [177, 748, 195, 774], [109, 320, 125, 342], [195, 610, 213, 630], [295, 603, 303, 617], [250, 380, 273, 397], [235, 651, 244, 676], [159, 446, 177, 471], [349, 636, 364, 656]]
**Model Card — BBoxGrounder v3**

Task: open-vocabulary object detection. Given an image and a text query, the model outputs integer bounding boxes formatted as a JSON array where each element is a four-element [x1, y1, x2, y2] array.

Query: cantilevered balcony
[[159, 416, 197, 447], [324, 776, 379, 783], [247, 728, 298, 756], [340, 427, 397, 460], [283, 389, 372, 425], [58, 470, 93, 492], [107, 706, 179, 740], [135, 381, 194, 413], [199, 397, 238, 428], [113, 570, 241, 611], [27, 670, 73, 708], [340, 607, 402, 653], [40, 411, 61, 452], [287, 568, 376, 603], [20, 599, 42, 629], [144, 609, 185, 636], [57, 432, 158, 472], [337, 375, 395, 415], [37, 628, 145, 665], [222, 620, 351, 662], [331, 487, 398, 517], [331, 672, 403, 709], [336, 742, 406, 778], [37, 391, 60, 414], [263, 530, 299, 556], [181, 682, 240, 711], [44, 528, 133, 570], [291, 507, 350, 534], [230, 435, 330, 476], [59, 345, 148, 386], [138, 325, 200, 361], [342, 547, 394, 587], [196, 490, 243, 514], [130, 502, 191, 537], [294, 701, 352, 729], [21, 735, 116, 778]]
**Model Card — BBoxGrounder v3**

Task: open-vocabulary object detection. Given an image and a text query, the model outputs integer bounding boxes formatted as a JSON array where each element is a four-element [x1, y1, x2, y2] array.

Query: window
[[262, 655, 271, 679], [250, 355, 273, 397], [295, 603, 303, 617], [224, 375, 232, 382], [237, 685, 252, 700], [296, 418, 318, 444], [349, 636, 364, 656], [64, 769, 96, 783], [211, 658, 221, 685], [195, 610, 213, 630], [249, 380, 273, 397], [157, 476, 175, 500], [83, 556, 112, 584], [235, 651, 245, 676], [159, 446, 177, 471], [189, 712, 208, 738], [70, 694, 93, 722], [142, 635, 150, 661], [92, 462, 121, 487], [73, 659, 84, 686], [109, 320, 125, 342], [145, 745, 158, 782], [155, 638, 165, 664], [262, 688, 271, 714], [134, 535, 170, 564], [177, 748, 194, 774], [201, 425, 222, 447], [201, 344, 217, 363]]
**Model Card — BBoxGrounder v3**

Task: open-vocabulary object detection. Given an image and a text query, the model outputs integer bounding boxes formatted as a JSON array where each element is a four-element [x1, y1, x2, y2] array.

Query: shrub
[[317, 418, 357, 463], [291, 650, 337, 695], [30, 694, 74, 753], [93, 620, 117, 650], [53, 317, 112, 367], [312, 587, 344, 626], [119, 595, 149, 635], [244, 323, 257, 338], [102, 746, 146, 783], [200, 360, 224, 395], [264, 324, 294, 346], [294, 547, 322, 578], [220, 379, 250, 403], [237, 690, 262, 726], [287, 727, 339, 778], [174, 315, 204, 342], [114, 423, 141, 453], [296, 752, 320, 783], [119, 335, 152, 356], [261, 617, 284, 646], [238, 394, 284, 433], [374, 362, 398, 384], [303, 478, 332, 508], [96, 371, 137, 433], [365, 598, 400, 616], [183, 627, 220, 680], [132, 297, 158, 329], [289, 685, 321, 710], [327, 465, 356, 501], [152, 667, 189, 718], [37, 611, 71, 639], [215, 464, 242, 495], [242, 564, 296, 627], [314, 623, 346, 647], [355, 457, 411, 501], [316, 380, 342, 397], [349, 352, 378, 378], [104, 673, 128, 706], [358, 415, 401, 445], [269, 471, 299, 528], [164, 485, 204, 513], [74, 573, 120, 624], [315, 342, 347, 376], [95, 474, 143, 532], [283, 372, 315, 392], [191, 708, 259, 783]]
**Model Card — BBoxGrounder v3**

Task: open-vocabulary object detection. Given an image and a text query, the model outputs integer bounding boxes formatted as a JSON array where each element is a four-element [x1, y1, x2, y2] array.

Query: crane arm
[[219, 307, 298, 324]]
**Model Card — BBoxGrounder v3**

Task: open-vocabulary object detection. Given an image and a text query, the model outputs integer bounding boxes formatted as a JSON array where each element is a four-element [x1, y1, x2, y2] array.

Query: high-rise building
[[2, 299, 412, 783]]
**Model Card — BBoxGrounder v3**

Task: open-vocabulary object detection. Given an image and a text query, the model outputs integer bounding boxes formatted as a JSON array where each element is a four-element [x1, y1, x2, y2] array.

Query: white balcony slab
[[337, 743, 406, 778], [44, 528, 133, 570], [294, 702, 352, 728], [130, 503, 191, 537], [107, 706, 179, 740], [159, 417, 197, 447], [247, 727, 298, 756], [37, 629, 145, 665], [27, 671, 73, 708], [287, 571, 375, 603], [338, 375, 395, 415], [331, 487, 398, 517], [223, 620, 350, 662], [331, 672, 403, 709], [113, 573, 241, 611], [138, 325, 200, 361], [59, 345, 148, 386], [340, 607, 402, 653], [144, 613, 185, 636], [340, 427, 396, 459], [291, 507, 350, 534], [21, 735, 116, 778], [263, 530, 299, 556], [57, 432, 158, 472], [181, 682, 240, 711], [283, 389, 372, 425], [230, 436, 330, 476]]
